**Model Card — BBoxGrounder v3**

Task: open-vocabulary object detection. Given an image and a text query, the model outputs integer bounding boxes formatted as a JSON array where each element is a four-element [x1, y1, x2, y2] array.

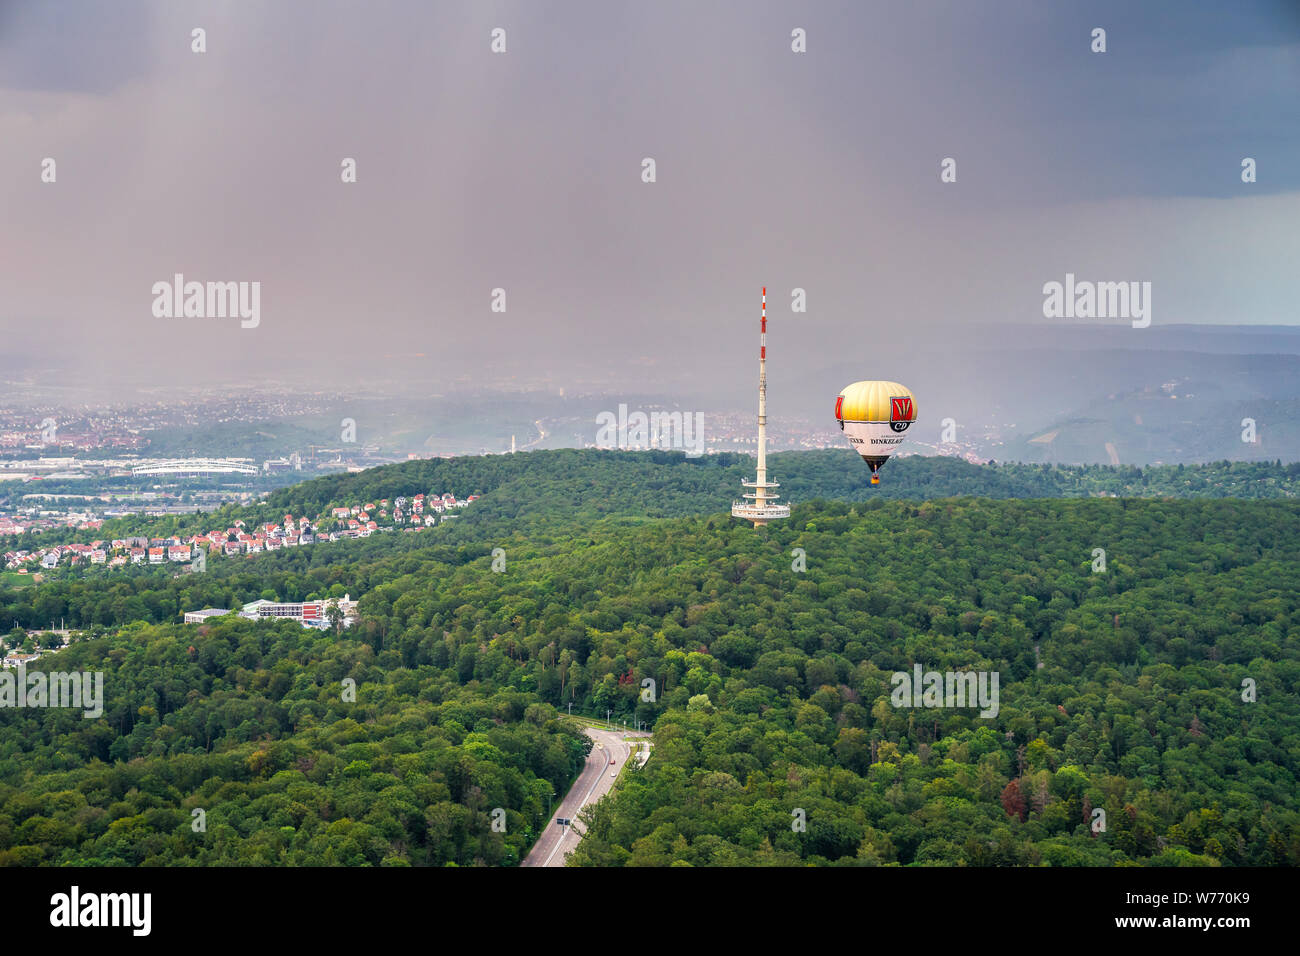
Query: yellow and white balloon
[[834, 380, 918, 484]]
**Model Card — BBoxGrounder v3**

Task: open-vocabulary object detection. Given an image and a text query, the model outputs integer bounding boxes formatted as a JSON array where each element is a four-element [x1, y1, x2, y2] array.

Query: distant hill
[[797, 325, 1300, 465], [7, 450, 1298, 553], [238, 450, 1300, 541]]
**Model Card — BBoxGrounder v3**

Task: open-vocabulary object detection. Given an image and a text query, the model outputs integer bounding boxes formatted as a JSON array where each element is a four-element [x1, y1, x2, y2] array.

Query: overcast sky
[[1, 0, 1298, 399]]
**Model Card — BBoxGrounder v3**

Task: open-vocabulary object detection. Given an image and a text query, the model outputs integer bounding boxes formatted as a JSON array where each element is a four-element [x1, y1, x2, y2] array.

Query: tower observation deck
[[732, 287, 791, 527]]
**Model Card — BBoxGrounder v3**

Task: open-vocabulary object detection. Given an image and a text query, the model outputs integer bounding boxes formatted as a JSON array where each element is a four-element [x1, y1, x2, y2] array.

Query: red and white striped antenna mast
[[732, 287, 790, 526]]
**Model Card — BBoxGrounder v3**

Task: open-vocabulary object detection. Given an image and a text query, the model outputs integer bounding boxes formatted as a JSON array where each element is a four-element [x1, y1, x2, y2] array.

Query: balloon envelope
[[835, 381, 917, 482]]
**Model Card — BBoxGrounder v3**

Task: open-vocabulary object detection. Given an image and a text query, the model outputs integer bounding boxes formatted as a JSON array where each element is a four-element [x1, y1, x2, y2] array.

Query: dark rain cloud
[[0, 0, 1297, 400]]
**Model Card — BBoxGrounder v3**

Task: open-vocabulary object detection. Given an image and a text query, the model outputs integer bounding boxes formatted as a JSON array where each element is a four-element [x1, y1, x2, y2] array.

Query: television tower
[[732, 287, 790, 527]]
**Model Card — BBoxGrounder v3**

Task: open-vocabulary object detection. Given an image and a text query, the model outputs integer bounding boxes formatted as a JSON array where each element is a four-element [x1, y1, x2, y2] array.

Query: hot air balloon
[[835, 381, 917, 484]]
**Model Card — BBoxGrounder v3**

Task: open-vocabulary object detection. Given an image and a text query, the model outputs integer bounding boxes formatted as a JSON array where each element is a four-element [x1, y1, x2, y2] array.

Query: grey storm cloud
[[1, 0, 1298, 400]]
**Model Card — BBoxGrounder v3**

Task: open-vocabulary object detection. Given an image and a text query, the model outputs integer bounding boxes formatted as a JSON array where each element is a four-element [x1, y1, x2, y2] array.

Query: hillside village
[[2, 491, 477, 574]]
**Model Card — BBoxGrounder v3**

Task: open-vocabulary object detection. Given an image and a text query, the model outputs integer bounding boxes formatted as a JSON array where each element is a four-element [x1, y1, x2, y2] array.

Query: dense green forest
[[6, 451, 1299, 553], [1, 450, 1297, 866], [0, 617, 589, 865]]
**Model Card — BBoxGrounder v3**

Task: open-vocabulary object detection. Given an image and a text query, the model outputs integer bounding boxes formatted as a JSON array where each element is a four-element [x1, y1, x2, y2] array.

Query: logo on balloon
[[890, 396, 913, 433]]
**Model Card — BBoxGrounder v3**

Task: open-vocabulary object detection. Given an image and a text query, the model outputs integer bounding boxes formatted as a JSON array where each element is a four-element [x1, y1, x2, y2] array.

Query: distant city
[[0, 383, 1011, 541]]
